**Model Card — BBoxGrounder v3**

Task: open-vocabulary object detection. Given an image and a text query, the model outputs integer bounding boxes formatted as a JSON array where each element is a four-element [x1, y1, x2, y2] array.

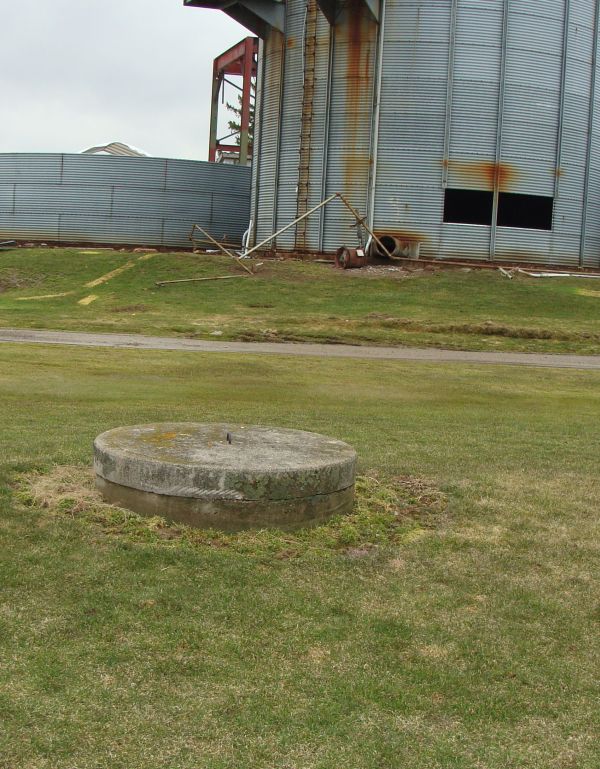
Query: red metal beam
[[214, 37, 258, 76], [208, 37, 258, 164]]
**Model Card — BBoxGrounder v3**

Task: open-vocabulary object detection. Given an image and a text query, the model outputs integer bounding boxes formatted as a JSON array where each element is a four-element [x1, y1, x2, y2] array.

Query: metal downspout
[[580, 0, 600, 267], [367, 0, 386, 232], [490, 0, 509, 261], [442, 0, 458, 189], [250, 39, 266, 248], [554, 0, 570, 204]]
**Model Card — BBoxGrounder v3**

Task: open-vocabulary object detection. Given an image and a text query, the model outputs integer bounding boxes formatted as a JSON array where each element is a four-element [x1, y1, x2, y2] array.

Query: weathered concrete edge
[[96, 476, 355, 531], [93, 440, 357, 501], [2, 328, 600, 370]]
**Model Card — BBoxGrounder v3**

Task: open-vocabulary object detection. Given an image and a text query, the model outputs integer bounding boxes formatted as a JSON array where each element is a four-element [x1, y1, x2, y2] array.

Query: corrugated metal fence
[[0, 153, 251, 247]]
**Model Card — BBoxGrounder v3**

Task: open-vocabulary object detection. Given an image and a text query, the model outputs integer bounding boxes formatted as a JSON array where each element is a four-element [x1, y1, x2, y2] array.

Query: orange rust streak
[[343, 0, 372, 192], [375, 230, 428, 244], [443, 159, 519, 192]]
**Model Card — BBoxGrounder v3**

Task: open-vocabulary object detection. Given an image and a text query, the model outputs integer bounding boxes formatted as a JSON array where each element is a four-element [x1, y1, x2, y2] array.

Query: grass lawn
[[0, 343, 599, 768], [3, 247, 600, 354]]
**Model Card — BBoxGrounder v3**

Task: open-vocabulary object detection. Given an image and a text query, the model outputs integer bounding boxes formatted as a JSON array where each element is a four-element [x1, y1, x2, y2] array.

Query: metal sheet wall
[[373, 0, 452, 255], [250, 0, 600, 266], [253, 31, 285, 244], [273, 4, 305, 247], [373, 0, 600, 266], [321, 3, 378, 251], [251, 0, 376, 252], [0, 153, 251, 247]]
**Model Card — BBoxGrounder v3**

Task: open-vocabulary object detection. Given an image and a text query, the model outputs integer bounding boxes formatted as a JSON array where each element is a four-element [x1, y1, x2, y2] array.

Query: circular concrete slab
[[93, 423, 357, 531]]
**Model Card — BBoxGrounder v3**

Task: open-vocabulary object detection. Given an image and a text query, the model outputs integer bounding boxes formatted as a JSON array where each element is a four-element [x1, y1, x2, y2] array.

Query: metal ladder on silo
[[295, 0, 318, 252]]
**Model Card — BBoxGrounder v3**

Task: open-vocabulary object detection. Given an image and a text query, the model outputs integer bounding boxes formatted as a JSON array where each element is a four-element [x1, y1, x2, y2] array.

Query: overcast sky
[[0, 0, 247, 161]]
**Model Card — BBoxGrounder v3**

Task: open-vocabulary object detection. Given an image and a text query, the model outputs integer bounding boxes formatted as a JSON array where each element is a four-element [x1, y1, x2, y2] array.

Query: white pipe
[[241, 221, 252, 255], [518, 269, 600, 279], [367, 0, 386, 231]]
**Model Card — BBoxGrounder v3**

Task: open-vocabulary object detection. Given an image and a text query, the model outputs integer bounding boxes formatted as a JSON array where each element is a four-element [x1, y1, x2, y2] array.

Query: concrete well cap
[[94, 423, 357, 502]]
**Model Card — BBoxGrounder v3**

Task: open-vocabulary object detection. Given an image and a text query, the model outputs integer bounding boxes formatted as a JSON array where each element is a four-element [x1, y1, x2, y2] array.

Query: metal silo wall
[[373, 0, 451, 256], [321, 2, 377, 251], [0, 153, 251, 247], [494, 0, 583, 266], [273, 3, 305, 248], [442, 0, 505, 260], [249, 0, 600, 265], [253, 31, 285, 245], [371, 0, 600, 267], [249, 40, 264, 245], [251, 0, 376, 253], [270, 2, 338, 252], [580, 1, 600, 267]]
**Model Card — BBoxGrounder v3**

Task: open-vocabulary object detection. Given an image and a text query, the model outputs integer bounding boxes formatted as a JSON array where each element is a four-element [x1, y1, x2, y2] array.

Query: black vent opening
[[443, 189, 494, 226], [497, 193, 553, 230]]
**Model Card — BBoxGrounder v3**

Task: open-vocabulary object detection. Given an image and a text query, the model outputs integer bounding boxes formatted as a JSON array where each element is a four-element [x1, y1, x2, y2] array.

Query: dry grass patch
[[0, 268, 46, 292], [110, 304, 150, 313], [14, 465, 447, 558]]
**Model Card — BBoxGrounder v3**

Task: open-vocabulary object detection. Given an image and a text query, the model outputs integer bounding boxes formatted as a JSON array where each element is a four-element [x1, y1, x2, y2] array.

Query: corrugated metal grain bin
[[0, 153, 251, 247], [188, 0, 600, 268]]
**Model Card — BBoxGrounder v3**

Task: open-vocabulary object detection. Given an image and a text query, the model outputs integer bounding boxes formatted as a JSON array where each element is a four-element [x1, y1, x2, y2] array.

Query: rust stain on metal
[[374, 229, 428, 244], [335, 246, 368, 269], [286, 36, 295, 49], [442, 159, 519, 191], [342, 1, 374, 191], [264, 29, 285, 91]]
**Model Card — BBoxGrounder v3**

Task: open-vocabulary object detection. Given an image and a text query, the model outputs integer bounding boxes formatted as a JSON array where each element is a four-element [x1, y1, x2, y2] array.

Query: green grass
[[1, 343, 599, 768], [3, 247, 600, 353]]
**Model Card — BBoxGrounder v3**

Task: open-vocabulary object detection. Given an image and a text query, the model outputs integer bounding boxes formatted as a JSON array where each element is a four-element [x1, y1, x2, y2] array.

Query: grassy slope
[[0, 344, 599, 768], [3, 248, 600, 353]]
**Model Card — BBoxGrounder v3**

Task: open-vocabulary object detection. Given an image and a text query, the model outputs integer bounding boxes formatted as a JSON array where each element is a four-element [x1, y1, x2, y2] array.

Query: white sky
[[0, 0, 248, 161]]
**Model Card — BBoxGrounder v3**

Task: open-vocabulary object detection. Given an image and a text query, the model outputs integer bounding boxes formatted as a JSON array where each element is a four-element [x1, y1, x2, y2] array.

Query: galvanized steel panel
[[0, 153, 63, 184], [495, 228, 581, 267], [273, 6, 304, 248], [253, 31, 285, 243], [248, 0, 600, 266], [62, 154, 166, 188], [440, 224, 489, 260], [372, 0, 450, 251], [0, 214, 61, 242], [0, 185, 15, 214], [0, 153, 251, 247], [322, 5, 377, 251]]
